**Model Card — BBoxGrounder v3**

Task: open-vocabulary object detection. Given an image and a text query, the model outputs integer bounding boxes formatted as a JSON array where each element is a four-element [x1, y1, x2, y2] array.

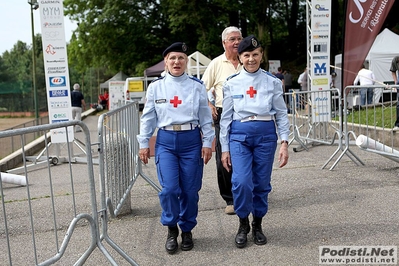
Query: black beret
[[162, 42, 188, 57], [238, 35, 261, 54]]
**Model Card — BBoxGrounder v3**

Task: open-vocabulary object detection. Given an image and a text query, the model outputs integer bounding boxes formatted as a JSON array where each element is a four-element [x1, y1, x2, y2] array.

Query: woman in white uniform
[[220, 35, 290, 248], [137, 42, 214, 254]]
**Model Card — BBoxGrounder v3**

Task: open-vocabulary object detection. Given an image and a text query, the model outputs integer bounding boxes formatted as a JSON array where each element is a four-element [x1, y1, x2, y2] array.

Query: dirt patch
[[0, 118, 35, 131]]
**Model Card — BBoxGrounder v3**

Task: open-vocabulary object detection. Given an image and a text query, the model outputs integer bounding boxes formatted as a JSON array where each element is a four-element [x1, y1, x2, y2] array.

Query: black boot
[[235, 217, 250, 248], [181, 231, 194, 251], [165, 226, 179, 254], [252, 217, 267, 245]]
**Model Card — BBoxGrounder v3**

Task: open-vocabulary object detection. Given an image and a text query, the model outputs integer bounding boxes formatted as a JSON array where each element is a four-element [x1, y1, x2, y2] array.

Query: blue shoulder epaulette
[[189, 75, 203, 84], [264, 70, 276, 78], [226, 73, 239, 81], [151, 76, 165, 83]]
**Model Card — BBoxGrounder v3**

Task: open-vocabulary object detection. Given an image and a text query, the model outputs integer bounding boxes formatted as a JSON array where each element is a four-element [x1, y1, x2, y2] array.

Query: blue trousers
[[229, 120, 277, 219], [360, 87, 374, 105], [155, 127, 203, 232]]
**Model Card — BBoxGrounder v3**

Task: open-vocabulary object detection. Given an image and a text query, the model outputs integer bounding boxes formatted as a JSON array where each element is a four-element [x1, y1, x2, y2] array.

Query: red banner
[[343, 0, 394, 91]]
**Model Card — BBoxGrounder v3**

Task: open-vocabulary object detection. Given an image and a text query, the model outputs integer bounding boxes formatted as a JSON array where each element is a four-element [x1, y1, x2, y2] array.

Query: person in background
[[220, 35, 290, 248], [389, 55, 399, 131], [71, 83, 86, 132], [275, 67, 285, 87], [99, 89, 109, 109], [283, 69, 292, 92], [137, 42, 214, 254], [297, 67, 308, 109], [201, 26, 243, 215], [330, 72, 337, 88], [353, 64, 375, 106], [298, 67, 308, 91]]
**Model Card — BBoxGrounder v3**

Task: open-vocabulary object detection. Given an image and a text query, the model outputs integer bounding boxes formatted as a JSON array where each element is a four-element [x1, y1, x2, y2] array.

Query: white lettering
[[348, 0, 367, 24]]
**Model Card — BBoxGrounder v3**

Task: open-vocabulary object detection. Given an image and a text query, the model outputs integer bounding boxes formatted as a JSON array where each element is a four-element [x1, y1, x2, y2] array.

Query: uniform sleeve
[[136, 85, 157, 149], [219, 83, 234, 152], [272, 79, 291, 141], [198, 83, 215, 148]]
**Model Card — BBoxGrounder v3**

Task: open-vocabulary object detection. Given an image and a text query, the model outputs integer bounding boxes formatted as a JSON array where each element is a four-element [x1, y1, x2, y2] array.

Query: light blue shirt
[[137, 72, 214, 149], [220, 68, 291, 152]]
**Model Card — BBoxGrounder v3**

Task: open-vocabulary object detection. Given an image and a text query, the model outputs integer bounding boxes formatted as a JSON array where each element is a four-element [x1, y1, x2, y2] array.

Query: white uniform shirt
[[137, 72, 214, 149], [219, 68, 291, 152]]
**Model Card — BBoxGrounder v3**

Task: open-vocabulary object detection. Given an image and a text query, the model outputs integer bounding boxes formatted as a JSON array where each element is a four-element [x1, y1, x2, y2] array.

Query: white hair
[[221, 26, 242, 41], [73, 83, 80, 90]]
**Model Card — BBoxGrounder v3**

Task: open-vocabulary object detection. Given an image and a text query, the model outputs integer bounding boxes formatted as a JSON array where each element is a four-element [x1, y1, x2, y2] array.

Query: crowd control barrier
[[342, 85, 399, 164], [287, 85, 399, 169], [0, 120, 137, 265], [97, 101, 160, 219]]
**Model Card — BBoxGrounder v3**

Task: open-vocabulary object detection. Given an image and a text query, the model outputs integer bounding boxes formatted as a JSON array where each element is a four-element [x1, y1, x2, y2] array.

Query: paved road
[[2, 113, 399, 266]]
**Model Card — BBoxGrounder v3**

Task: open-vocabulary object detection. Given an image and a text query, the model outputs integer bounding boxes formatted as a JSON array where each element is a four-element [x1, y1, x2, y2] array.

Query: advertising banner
[[310, 0, 332, 122], [39, 0, 73, 143], [109, 81, 126, 110], [343, 0, 394, 90]]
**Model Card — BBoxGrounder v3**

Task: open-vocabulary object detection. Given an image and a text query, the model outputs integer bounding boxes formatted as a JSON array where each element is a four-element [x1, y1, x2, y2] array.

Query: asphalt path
[[1, 113, 398, 266]]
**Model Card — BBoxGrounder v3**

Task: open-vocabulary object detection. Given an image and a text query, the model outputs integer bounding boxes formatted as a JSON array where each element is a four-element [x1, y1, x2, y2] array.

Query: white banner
[[109, 81, 126, 110], [310, 1, 332, 122], [39, 0, 73, 143]]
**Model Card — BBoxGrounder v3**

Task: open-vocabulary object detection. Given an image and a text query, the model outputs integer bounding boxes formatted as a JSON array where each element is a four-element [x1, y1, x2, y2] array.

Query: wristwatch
[[281, 140, 288, 145]]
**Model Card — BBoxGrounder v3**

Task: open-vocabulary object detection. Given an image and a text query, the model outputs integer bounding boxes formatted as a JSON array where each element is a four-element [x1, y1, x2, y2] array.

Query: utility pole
[[28, 0, 39, 123]]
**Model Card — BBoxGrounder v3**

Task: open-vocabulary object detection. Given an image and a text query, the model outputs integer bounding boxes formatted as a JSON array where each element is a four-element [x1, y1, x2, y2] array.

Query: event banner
[[39, 0, 73, 143], [343, 0, 394, 90], [310, 0, 332, 122]]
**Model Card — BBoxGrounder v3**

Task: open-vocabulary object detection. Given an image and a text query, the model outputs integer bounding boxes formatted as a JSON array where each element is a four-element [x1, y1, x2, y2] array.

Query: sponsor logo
[[43, 22, 62, 28], [50, 100, 69, 108], [313, 14, 329, 18], [314, 63, 327, 75], [46, 59, 66, 64], [315, 4, 329, 11], [313, 78, 329, 85], [313, 35, 329, 39], [47, 66, 67, 74], [49, 76, 66, 87], [313, 55, 328, 59], [41, 0, 61, 4], [51, 119, 69, 123], [315, 112, 330, 116], [348, 0, 387, 29], [314, 43, 328, 53], [53, 113, 68, 119], [51, 129, 65, 135], [45, 44, 65, 55], [49, 90, 68, 97], [42, 6, 62, 20], [44, 31, 61, 39], [314, 22, 329, 29], [314, 96, 329, 102]]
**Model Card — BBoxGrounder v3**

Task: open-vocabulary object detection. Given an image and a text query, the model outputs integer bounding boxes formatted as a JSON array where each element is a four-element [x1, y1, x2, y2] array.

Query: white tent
[[366, 28, 399, 83], [334, 29, 399, 104], [187, 51, 211, 77], [143, 51, 211, 78]]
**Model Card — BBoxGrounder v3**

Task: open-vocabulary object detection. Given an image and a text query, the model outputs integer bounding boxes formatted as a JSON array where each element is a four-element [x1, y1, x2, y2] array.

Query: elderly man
[[201, 26, 243, 215]]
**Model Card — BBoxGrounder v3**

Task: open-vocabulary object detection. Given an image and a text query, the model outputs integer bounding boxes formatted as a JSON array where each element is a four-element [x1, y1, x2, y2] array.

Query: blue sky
[[0, 1, 76, 54]]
